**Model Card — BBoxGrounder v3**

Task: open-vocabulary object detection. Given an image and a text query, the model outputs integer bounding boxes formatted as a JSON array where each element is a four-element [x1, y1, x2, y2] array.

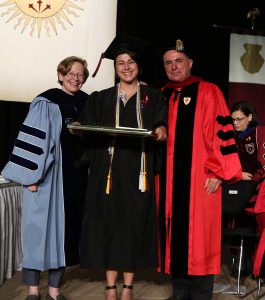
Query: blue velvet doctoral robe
[[1, 88, 89, 270]]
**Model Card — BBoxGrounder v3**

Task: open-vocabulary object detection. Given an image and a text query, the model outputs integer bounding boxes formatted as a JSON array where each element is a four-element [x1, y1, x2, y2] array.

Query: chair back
[[222, 180, 258, 214]]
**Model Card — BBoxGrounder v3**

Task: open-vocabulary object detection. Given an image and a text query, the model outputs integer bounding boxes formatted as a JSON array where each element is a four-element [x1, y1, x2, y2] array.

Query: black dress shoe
[[46, 293, 67, 300], [25, 295, 40, 300], [174, 296, 190, 300], [166, 295, 190, 300]]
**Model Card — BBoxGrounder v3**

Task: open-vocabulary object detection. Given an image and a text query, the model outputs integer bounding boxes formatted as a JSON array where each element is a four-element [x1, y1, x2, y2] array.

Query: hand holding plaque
[[67, 123, 154, 138]]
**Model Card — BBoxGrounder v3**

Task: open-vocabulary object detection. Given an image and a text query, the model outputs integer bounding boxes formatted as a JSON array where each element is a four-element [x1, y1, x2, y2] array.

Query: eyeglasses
[[232, 116, 247, 123], [66, 72, 84, 80]]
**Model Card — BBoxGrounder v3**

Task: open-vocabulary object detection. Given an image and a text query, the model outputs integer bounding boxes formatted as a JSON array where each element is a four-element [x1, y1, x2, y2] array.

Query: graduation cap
[[158, 38, 196, 60], [92, 34, 150, 77]]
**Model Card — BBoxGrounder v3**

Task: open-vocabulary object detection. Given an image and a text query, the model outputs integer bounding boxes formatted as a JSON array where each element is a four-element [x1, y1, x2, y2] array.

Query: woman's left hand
[[28, 184, 38, 192], [69, 121, 83, 137], [242, 171, 253, 180]]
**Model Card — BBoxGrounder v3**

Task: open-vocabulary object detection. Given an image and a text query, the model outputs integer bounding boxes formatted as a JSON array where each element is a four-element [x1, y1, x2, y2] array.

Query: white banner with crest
[[0, 0, 117, 102], [229, 32, 265, 122]]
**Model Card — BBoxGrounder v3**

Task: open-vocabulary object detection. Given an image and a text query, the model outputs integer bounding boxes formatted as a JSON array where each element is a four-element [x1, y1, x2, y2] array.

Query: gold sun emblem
[[0, 0, 85, 37]]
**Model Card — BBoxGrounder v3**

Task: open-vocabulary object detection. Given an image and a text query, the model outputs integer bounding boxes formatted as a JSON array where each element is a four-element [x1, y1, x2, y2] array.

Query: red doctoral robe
[[159, 76, 242, 276], [241, 125, 265, 276]]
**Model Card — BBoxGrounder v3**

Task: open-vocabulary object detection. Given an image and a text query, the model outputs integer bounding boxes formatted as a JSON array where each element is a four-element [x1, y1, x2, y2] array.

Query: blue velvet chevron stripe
[[15, 139, 44, 155], [10, 153, 38, 170], [20, 124, 46, 139], [9, 123, 46, 170]]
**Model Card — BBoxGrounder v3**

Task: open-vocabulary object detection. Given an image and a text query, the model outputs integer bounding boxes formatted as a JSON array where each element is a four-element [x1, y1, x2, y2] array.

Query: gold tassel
[[106, 174, 111, 194], [143, 171, 147, 192]]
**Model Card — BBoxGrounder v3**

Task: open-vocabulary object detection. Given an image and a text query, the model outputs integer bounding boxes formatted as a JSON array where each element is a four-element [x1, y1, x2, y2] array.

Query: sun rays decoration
[[0, 0, 85, 38]]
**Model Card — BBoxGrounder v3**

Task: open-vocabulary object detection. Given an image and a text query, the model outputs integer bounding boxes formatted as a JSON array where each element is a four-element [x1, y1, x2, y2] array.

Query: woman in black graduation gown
[[74, 36, 167, 300]]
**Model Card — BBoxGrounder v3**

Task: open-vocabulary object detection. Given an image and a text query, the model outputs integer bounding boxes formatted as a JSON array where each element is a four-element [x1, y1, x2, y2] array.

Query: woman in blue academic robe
[[1, 56, 89, 300]]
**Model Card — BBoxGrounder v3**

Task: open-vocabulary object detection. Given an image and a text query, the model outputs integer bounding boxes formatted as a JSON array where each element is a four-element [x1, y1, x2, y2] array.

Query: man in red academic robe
[[159, 39, 242, 300]]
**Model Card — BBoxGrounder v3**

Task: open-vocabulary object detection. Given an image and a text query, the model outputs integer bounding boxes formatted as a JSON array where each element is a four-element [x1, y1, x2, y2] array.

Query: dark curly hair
[[230, 100, 259, 126]]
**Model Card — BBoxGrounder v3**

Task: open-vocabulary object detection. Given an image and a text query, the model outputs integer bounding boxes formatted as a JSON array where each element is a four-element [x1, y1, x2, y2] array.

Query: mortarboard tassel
[[106, 173, 111, 194], [143, 171, 147, 192], [106, 144, 114, 195], [92, 53, 104, 78]]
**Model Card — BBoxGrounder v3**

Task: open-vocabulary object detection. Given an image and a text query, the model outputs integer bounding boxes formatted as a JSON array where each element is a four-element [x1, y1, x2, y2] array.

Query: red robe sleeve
[[200, 82, 242, 182]]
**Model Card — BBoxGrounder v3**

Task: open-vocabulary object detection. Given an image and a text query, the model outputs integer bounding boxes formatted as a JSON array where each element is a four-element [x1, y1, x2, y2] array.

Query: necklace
[[119, 90, 127, 106]]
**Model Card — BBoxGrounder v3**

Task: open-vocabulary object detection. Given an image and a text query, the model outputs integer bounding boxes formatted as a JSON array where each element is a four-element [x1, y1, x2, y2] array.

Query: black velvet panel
[[216, 129, 234, 141], [170, 82, 199, 276], [220, 144, 238, 155], [216, 115, 233, 126]]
